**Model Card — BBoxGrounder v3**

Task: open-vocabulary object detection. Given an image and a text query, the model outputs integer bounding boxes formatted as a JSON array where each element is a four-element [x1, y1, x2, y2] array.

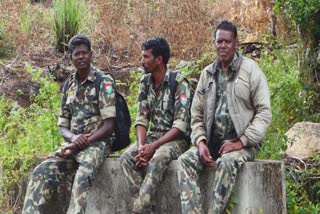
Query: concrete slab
[[85, 158, 286, 214], [15, 157, 286, 213]]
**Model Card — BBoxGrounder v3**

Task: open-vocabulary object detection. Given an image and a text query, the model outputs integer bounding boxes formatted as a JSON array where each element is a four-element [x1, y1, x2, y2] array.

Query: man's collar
[[206, 51, 242, 75], [74, 65, 96, 83], [146, 69, 171, 85]]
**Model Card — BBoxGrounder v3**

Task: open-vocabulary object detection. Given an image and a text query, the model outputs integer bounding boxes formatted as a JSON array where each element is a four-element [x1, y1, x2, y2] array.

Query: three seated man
[[22, 20, 271, 214]]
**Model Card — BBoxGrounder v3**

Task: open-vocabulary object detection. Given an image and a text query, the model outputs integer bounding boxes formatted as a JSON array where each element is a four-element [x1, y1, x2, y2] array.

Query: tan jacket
[[191, 54, 272, 147]]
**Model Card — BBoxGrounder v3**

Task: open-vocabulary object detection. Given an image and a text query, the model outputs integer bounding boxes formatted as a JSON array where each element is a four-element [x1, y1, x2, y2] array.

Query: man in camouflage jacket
[[23, 35, 116, 214], [120, 37, 191, 214], [177, 20, 272, 213]]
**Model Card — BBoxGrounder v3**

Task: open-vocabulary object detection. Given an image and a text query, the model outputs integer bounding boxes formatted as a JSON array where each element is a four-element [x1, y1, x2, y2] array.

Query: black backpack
[[62, 71, 131, 152]]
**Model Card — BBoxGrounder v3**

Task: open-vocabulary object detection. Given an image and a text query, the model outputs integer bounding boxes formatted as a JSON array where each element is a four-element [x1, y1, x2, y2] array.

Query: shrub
[[0, 19, 14, 58], [0, 65, 62, 212], [52, 0, 85, 52]]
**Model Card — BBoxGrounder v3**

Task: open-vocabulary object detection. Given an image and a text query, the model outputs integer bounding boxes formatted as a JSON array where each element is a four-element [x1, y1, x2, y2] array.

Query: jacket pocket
[[234, 76, 250, 101]]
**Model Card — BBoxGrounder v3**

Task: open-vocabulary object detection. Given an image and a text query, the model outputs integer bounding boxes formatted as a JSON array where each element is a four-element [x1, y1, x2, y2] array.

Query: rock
[[15, 158, 286, 214], [86, 159, 286, 214], [285, 122, 320, 159]]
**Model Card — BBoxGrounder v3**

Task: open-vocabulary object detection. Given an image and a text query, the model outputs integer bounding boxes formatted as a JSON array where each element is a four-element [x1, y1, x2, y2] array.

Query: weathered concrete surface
[[85, 158, 286, 214], [285, 122, 320, 159], [18, 157, 285, 213]]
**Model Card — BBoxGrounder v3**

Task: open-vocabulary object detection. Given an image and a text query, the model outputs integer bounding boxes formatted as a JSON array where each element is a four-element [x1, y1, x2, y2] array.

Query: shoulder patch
[[179, 94, 188, 106], [104, 82, 114, 94]]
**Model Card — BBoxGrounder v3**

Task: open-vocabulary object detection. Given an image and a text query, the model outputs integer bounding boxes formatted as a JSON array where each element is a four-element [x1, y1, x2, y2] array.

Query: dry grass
[[0, 0, 280, 108], [0, 0, 278, 68]]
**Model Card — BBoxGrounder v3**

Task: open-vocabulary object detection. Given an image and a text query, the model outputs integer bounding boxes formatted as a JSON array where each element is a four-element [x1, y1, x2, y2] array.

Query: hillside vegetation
[[0, 0, 319, 213]]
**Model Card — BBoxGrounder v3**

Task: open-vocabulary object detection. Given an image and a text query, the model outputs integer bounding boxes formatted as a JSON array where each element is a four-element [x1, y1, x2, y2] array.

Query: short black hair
[[68, 35, 91, 54], [214, 20, 238, 40], [142, 37, 170, 65]]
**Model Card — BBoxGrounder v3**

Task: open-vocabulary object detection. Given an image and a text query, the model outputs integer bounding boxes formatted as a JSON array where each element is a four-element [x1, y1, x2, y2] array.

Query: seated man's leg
[[67, 140, 111, 214], [120, 143, 143, 206], [209, 147, 257, 214], [23, 151, 77, 214], [133, 139, 188, 214], [177, 146, 204, 214]]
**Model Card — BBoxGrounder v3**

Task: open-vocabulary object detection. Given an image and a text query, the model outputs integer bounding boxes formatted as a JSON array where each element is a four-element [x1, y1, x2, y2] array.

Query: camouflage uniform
[[23, 66, 116, 214], [120, 70, 191, 214], [178, 52, 271, 214]]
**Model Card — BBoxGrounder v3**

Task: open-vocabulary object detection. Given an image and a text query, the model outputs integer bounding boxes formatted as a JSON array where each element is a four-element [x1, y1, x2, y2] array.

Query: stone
[[285, 122, 320, 159], [21, 158, 286, 214], [85, 158, 286, 214]]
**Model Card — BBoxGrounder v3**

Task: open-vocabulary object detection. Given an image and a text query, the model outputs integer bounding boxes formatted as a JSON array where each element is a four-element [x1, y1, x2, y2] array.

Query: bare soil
[[0, 48, 134, 107]]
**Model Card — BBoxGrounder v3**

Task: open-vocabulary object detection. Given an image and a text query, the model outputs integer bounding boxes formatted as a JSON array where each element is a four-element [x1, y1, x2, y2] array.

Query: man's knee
[[31, 162, 51, 179], [120, 150, 134, 168], [216, 151, 243, 170], [178, 148, 198, 169], [177, 152, 190, 170], [147, 153, 170, 171]]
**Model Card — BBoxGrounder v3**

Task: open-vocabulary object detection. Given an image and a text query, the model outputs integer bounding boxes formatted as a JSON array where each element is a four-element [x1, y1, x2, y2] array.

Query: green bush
[[258, 48, 319, 160], [256, 47, 320, 212], [19, 3, 51, 38], [52, 0, 85, 52], [0, 65, 62, 212], [127, 70, 142, 145], [0, 65, 62, 158], [0, 19, 14, 58]]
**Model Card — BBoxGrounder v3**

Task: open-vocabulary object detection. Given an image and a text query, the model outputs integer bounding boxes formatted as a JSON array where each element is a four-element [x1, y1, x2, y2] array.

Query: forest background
[[0, 0, 319, 213]]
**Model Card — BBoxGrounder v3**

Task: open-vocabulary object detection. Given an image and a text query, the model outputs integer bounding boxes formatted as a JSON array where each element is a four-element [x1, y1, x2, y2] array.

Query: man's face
[[71, 44, 92, 72], [141, 49, 161, 74], [214, 29, 238, 67]]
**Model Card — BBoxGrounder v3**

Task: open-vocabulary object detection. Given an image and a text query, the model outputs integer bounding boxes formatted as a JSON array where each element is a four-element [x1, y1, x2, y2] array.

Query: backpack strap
[[62, 78, 70, 95], [168, 71, 178, 100], [139, 71, 178, 101], [62, 77, 72, 106], [94, 71, 104, 101]]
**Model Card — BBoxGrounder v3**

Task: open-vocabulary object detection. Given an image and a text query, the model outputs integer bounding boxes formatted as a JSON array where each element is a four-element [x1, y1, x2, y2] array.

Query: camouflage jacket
[[191, 52, 272, 147], [135, 70, 191, 139], [58, 66, 116, 135]]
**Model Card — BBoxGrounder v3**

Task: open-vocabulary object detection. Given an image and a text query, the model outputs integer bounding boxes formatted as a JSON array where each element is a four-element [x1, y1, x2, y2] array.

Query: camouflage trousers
[[22, 140, 111, 214], [177, 146, 257, 214], [120, 138, 188, 214]]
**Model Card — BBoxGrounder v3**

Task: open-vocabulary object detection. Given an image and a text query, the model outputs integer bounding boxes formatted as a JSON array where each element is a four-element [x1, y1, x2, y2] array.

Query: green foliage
[[257, 48, 320, 159], [255, 47, 320, 212], [52, 0, 85, 52], [0, 65, 62, 157], [127, 70, 143, 144], [285, 154, 320, 213], [19, 3, 34, 36], [19, 3, 51, 38], [274, 0, 320, 108], [274, 0, 320, 45], [174, 49, 216, 78], [0, 16, 14, 58], [0, 65, 62, 212]]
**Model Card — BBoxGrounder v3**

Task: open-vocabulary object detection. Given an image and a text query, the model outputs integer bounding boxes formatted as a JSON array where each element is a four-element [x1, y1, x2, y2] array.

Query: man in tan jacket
[[177, 20, 272, 214]]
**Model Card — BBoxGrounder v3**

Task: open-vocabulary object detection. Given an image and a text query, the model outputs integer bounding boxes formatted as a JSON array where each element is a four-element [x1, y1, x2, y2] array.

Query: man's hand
[[135, 143, 159, 167], [198, 141, 214, 168], [61, 143, 78, 157], [219, 139, 243, 155], [70, 133, 92, 149]]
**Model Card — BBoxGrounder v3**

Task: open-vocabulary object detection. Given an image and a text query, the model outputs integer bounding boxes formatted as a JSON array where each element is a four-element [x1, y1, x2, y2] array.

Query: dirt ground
[[0, 0, 277, 107], [0, 48, 134, 107]]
